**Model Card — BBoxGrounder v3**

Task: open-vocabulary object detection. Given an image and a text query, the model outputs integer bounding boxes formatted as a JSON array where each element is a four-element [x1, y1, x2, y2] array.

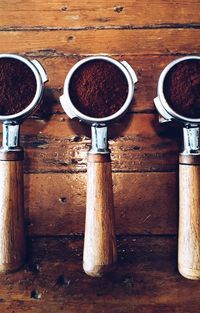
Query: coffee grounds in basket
[[69, 60, 128, 118], [164, 59, 200, 118], [0, 58, 36, 115]]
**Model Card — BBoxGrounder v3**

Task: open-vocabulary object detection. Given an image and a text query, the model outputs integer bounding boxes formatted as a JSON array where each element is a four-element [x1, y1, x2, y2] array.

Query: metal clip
[[121, 61, 138, 84], [32, 60, 48, 83]]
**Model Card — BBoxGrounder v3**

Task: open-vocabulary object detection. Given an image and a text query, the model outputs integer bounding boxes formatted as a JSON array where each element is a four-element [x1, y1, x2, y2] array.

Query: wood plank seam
[[0, 23, 200, 31]]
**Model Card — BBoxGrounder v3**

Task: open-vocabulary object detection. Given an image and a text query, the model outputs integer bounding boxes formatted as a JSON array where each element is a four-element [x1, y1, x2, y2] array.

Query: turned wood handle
[[0, 151, 26, 272], [178, 154, 200, 280], [83, 153, 117, 277]]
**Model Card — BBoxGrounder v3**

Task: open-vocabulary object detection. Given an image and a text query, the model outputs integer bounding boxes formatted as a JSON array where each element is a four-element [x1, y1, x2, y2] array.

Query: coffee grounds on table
[[164, 59, 200, 118], [69, 60, 128, 118], [0, 58, 36, 115]]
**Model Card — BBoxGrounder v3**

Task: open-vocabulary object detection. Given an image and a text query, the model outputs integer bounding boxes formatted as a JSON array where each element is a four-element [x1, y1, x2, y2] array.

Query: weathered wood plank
[[0, 236, 199, 312], [24, 172, 178, 236], [17, 114, 178, 173], [0, 0, 199, 29], [0, 29, 199, 56], [2, 301, 199, 313], [0, 115, 177, 173]]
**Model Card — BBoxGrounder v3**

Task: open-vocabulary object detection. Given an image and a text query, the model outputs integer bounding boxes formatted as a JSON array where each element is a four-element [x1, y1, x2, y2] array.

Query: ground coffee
[[0, 58, 36, 115], [164, 59, 200, 118], [69, 60, 128, 118]]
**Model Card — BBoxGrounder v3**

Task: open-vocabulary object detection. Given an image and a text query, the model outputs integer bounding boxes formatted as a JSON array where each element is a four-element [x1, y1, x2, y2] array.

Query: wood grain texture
[[7, 114, 178, 173], [0, 0, 199, 310], [0, 0, 199, 29], [0, 29, 199, 56], [83, 153, 117, 276], [179, 163, 200, 280], [0, 236, 200, 312], [24, 172, 178, 236], [0, 160, 26, 272]]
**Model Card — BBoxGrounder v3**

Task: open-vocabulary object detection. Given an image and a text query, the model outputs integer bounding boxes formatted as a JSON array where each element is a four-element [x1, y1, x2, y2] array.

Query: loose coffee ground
[[69, 60, 128, 118], [0, 58, 36, 115], [164, 59, 200, 118]]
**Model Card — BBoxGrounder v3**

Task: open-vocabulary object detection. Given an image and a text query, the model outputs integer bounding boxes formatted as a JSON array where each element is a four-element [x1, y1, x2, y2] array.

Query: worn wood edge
[[83, 263, 116, 278], [178, 266, 200, 280], [0, 260, 25, 274]]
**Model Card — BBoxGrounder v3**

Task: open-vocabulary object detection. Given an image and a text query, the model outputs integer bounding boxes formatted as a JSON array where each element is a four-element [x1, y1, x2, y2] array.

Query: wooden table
[[0, 1, 200, 312]]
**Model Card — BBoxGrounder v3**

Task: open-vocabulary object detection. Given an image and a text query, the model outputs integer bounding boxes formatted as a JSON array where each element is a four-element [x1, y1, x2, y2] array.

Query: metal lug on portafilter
[[60, 95, 77, 119], [2, 123, 21, 151], [154, 96, 172, 123], [182, 126, 200, 155], [90, 124, 109, 154], [121, 61, 138, 84]]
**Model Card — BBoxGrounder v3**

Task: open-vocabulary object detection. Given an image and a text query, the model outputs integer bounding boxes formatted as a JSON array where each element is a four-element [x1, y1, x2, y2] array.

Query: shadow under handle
[[0, 150, 26, 272], [178, 154, 200, 279], [83, 152, 117, 277]]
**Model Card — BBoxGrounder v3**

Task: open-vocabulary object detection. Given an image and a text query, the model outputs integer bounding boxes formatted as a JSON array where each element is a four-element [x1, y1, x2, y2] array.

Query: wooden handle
[[178, 155, 200, 279], [0, 152, 26, 273], [83, 153, 117, 277]]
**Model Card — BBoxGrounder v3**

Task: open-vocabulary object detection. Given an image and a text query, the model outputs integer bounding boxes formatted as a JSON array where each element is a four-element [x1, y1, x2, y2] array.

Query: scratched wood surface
[[24, 172, 178, 236], [17, 113, 178, 174], [1, 1, 200, 312], [0, 236, 200, 313]]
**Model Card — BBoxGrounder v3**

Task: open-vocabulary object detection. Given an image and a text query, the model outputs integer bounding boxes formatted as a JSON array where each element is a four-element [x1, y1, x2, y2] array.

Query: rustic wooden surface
[[1, 0, 200, 311], [0, 236, 200, 313], [24, 172, 178, 236]]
